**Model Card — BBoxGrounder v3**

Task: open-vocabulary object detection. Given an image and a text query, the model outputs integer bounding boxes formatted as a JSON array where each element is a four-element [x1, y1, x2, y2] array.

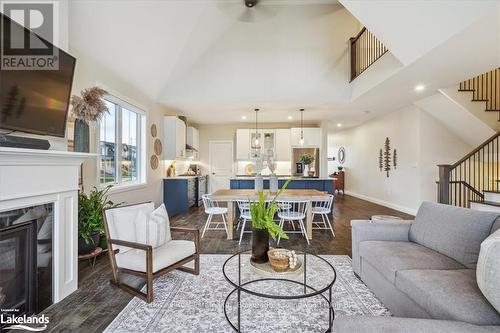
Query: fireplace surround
[[0, 147, 95, 315]]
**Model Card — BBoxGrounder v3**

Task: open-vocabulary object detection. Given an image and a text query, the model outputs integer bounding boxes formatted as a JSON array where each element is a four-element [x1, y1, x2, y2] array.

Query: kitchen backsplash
[[236, 161, 291, 175]]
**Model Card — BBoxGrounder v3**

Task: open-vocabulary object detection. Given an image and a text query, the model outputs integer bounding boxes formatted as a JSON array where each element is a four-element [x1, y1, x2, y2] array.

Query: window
[[99, 97, 146, 187]]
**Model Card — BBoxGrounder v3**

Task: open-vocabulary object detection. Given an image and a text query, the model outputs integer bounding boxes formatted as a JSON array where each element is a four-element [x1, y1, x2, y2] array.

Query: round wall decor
[[150, 155, 159, 170], [338, 147, 346, 164], [154, 138, 163, 155], [150, 124, 157, 138]]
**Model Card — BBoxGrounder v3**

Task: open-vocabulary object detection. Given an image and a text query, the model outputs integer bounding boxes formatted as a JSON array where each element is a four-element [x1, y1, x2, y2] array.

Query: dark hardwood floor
[[41, 195, 412, 333]]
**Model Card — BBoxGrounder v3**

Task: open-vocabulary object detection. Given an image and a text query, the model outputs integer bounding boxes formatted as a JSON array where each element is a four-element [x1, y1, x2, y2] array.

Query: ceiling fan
[[217, 0, 277, 23]]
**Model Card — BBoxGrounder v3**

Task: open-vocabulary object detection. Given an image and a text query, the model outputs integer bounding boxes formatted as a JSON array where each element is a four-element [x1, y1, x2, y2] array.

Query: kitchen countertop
[[164, 175, 206, 179], [230, 176, 334, 181]]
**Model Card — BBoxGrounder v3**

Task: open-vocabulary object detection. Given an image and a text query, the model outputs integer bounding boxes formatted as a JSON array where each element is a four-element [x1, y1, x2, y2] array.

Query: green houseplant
[[78, 185, 121, 255], [249, 179, 292, 263], [300, 153, 315, 176]]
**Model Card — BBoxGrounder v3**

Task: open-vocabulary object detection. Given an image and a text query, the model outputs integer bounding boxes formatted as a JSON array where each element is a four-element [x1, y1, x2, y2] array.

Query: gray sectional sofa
[[335, 202, 500, 332]]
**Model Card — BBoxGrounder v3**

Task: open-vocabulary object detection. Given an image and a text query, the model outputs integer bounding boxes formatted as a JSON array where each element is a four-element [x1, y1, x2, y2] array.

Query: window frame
[[97, 94, 147, 190]]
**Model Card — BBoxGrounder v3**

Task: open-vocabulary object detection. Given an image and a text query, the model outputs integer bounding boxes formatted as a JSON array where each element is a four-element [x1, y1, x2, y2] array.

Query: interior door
[[209, 141, 234, 192]]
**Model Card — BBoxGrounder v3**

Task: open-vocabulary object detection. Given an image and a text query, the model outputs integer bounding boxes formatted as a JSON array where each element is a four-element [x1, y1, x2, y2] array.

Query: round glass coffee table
[[222, 249, 336, 332]]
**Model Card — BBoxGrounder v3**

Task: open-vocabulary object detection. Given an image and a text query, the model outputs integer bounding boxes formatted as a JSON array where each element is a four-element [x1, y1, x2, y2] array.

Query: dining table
[[209, 189, 330, 240]]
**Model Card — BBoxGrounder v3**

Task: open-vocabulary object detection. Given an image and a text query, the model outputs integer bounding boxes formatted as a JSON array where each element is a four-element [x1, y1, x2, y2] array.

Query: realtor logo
[[1, 312, 49, 331], [1, 1, 59, 70]]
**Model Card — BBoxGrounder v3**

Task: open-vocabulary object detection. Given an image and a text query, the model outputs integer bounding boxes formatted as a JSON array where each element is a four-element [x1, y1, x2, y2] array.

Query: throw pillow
[[134, 204, 171, 248], [477, 228, 500, 313]]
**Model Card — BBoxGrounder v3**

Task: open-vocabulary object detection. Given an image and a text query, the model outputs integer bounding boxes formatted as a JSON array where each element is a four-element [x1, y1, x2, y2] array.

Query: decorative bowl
[[267, 248, 290, 272]]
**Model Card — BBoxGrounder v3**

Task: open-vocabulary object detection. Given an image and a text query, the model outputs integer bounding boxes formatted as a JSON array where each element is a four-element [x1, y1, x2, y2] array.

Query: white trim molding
[[344, 190, 418, 216], [0, 147, 96, 302]]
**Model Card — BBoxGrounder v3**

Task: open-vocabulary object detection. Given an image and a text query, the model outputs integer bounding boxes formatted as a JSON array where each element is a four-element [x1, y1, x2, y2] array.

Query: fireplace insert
[[0, 204, 53, 322]]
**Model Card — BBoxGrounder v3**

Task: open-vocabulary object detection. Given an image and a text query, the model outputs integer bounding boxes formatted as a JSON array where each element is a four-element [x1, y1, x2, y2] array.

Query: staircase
[[437, 132, 500, 213], [458, 68, 500, 120]]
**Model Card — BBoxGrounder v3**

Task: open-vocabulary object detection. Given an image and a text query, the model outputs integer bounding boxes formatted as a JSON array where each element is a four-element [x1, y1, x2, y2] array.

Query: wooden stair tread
[[470, 200, 500, 207]]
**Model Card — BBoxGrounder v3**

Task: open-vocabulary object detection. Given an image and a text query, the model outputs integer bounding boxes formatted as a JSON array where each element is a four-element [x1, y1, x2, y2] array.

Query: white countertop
[[230, 176, 334, 181]]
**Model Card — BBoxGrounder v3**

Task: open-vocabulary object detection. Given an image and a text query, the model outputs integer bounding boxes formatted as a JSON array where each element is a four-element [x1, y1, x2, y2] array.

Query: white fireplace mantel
[[0, 147, 96, 303]]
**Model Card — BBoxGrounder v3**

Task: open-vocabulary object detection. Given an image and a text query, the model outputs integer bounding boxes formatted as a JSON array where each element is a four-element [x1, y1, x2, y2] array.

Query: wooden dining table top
[[209, 189, 329, 201]]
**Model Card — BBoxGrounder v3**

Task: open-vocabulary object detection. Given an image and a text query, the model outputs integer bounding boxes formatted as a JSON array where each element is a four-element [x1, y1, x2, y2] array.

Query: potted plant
[[78, 185, 121, 255], [249, 179, 292, 263], [300, 153, 315, 177]]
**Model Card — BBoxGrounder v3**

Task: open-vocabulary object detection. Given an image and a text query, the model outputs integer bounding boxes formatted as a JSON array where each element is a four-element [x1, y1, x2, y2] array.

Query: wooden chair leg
[[146, 248, 153, 303]]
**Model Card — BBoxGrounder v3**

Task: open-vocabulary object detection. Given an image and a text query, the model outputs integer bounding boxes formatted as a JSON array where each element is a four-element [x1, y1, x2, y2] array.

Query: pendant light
[[254, 108, 260, 147], [299, 108, 305, 145]]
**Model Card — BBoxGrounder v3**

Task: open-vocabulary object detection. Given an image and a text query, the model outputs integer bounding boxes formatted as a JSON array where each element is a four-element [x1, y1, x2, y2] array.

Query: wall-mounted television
[[0, 13, 76, 138]]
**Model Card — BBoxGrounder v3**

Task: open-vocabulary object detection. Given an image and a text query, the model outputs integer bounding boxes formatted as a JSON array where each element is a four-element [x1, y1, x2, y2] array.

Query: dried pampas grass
[[71, 87, 108, 123]]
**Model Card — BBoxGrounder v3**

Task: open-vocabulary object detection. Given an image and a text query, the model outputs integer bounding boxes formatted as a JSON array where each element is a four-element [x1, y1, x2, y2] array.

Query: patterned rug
[[104, 255, 389, 333]]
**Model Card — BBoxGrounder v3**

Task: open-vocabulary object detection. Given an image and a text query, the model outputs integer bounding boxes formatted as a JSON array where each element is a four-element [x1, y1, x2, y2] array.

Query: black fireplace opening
[[0, 204, 53, 321]]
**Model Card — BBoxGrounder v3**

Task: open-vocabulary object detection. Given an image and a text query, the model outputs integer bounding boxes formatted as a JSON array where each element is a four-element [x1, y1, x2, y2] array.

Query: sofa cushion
[[359, 240, 464, 283], [115, 240, 195, 273], [409, 202, 500, 269], [395, 269, 500, 325], [477, 229, 500, 313], [334, 315, 500, 333]]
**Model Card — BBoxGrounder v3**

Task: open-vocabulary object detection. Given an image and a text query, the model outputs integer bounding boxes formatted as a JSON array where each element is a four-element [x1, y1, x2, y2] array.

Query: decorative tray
[[250, 256, 303, 277]]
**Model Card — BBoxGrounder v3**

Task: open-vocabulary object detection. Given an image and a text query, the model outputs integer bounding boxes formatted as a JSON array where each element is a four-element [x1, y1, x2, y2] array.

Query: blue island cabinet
[[163, 178, 197, 215], [230, 178, 334, 194]]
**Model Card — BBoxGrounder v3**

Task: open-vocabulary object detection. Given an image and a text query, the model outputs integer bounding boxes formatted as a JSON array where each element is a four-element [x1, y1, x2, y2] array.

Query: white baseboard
[[344, 191, 418, 216]]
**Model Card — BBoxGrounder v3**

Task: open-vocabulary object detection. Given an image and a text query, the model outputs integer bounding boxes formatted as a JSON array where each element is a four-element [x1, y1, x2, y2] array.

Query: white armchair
[[103, 202, 200, 303]]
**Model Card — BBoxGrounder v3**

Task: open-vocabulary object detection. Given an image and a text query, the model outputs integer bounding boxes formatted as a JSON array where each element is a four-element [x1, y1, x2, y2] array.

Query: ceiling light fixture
[[287, 116, 293, 120], [299, 108, 305, 146], [241, 115, 247, 120], [414, 84, 425, 92], [254, 108, 260, 147], [337, 123, 342, 128]]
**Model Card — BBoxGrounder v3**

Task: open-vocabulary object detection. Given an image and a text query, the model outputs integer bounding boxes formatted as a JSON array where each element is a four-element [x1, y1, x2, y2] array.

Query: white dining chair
[[201, 194, 228, 238], [312, 194, 335, 237], [276, 200, 310, 245], [236, 200, 252, 245]]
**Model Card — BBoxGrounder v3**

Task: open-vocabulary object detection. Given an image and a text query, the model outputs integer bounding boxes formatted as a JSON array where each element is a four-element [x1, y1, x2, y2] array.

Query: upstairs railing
[[349, 27, 388, 81], [437, 132, 500, 208], [458, 68, 500, 114]]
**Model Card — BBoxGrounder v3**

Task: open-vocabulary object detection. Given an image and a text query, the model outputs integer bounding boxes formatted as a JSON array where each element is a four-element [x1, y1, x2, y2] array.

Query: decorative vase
[[308, 166, 315, 177], [303, 164, 309, 177], [269, 173, 278, 194], [74, 119, 90, 153], [255, 173, 264, 192], [251, 228, 269, 264]]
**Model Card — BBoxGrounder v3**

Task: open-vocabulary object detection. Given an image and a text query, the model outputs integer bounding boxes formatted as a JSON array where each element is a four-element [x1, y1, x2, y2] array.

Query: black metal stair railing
[[349, 27, 388, 82], [437, 132, 500, 208]]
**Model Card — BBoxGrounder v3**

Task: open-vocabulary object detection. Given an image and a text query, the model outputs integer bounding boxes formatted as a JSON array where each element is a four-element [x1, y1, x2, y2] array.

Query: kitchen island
[[230, 176, 334, 194]]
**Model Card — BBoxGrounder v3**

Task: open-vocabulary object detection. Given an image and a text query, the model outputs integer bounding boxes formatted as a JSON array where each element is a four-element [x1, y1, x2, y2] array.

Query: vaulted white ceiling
[[68, 0, 500, 126], [68, 0, 358, 123]]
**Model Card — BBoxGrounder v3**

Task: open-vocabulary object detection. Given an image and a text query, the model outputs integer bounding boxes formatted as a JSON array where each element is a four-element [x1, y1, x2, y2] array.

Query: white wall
[[331, 105, 472, 214], [70, 46, 176, 205]]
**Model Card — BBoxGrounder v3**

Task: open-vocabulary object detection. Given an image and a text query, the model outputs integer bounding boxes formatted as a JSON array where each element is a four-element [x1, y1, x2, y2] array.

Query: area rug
[[104, 255, 389, 333]]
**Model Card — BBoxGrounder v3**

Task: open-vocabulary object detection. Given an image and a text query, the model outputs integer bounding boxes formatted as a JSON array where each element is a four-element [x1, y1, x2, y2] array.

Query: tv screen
[[0, 13, 76, 137]]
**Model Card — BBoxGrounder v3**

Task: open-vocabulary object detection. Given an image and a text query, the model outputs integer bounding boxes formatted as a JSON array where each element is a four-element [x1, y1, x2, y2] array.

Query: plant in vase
[[300, 153, 315, 177], [267, 154, 279, 194], [78, 185, 121, 255], [249, 179, 292, 263], [70, 87, 108, 152]]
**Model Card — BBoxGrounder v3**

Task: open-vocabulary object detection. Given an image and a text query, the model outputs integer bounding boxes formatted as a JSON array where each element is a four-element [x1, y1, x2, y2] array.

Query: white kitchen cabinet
[[291, 127, 321, 147], [187, 126, 199, 150], [275, 129, 291, 161], [187, 126, 199, 159], [164, 116, 186, 160], [236, 128, 250, 160]]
